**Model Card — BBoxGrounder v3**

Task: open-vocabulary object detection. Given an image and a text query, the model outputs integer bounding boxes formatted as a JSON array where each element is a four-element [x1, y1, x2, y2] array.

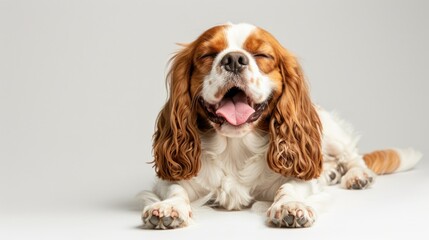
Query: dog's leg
[[140, 181, 192, 229], [267, 180, 329, 228], [320, 158, 346, 185], [322, 139, 375, 190], [318, 109, 375, 189], [320, 150, 375, 190], [340, 157, 375, 190]]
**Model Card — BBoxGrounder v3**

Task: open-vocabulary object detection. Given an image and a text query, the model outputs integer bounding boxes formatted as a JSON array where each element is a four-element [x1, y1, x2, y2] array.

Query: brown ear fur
[[152, 45, 201, 181], [266, 47, 323, 180]]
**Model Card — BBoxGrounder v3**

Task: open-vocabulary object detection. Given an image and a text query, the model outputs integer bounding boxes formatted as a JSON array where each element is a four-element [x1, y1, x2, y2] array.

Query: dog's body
[[140, 23, 421, 229]]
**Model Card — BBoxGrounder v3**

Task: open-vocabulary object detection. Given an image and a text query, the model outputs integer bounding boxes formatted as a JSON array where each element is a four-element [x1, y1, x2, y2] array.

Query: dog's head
[[153, 23, 322, 181]]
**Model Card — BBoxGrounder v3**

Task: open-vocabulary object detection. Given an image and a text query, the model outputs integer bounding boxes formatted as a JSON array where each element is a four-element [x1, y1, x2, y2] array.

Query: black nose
[[220, 52, 249, 73]]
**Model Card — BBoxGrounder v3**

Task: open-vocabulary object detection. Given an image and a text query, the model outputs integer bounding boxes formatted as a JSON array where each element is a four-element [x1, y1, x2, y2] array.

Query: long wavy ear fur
[[152, 45, 201, 181], [266, 47, 323, 180]]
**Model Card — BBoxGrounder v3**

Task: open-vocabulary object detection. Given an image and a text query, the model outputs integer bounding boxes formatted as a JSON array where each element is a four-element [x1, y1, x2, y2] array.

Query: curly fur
[[141, 23, 421, 230], [267, 45, 322, 180], [152, 44, 201, 181]]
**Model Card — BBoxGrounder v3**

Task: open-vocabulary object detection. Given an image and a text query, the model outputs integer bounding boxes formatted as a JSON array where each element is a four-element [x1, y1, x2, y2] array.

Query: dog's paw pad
[[142, 203, 190, 229], [341, 167, 375, 190], [268, 201, 316, 228]]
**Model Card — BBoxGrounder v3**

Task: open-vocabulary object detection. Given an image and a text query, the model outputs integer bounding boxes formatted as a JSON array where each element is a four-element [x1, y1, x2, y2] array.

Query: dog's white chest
[[195, 133, 269, 210]]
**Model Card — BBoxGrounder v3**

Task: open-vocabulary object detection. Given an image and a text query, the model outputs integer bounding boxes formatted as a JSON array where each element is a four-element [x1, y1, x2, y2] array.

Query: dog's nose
[[220, 52, 249, 73]]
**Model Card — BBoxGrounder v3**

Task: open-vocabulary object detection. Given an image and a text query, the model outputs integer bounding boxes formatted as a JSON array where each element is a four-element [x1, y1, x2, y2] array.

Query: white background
[[1, 0, 428, 239]]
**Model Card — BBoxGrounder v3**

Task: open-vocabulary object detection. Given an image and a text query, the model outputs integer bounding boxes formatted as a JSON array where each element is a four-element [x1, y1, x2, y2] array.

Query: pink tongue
[[215, 92, 255, 126]]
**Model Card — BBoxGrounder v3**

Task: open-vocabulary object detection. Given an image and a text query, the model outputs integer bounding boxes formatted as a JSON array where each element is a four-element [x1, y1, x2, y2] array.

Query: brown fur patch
[[244, 28, 323, 180], [153, 25, 228, 181], [363, 149, 401, 175], [154, 24, 323, 181]]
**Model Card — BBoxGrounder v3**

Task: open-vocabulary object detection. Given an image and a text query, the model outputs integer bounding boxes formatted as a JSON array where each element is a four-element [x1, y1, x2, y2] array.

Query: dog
[[139, 23, 422, 229]]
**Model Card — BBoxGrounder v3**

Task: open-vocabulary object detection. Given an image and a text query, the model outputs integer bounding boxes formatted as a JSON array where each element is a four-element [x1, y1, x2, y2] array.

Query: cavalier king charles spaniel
[[139, 23, 421, 229]]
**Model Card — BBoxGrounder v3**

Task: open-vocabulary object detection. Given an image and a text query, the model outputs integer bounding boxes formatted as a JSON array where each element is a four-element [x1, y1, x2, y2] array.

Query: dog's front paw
[[267, 201, 316, 228], [321, 162, 347, 186], [322, 168, 342, 185], [341, 167, 375, 190], [141, 200, 192, 229]]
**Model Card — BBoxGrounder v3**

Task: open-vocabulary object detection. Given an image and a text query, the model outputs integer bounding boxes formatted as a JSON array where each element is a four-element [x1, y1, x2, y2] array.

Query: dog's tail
[[363, 148, 422, 175]]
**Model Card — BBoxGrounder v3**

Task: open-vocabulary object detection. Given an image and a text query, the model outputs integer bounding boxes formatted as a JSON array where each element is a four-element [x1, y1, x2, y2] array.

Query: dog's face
[[153, 23, 322, 181], [190, 23, 283, 137]]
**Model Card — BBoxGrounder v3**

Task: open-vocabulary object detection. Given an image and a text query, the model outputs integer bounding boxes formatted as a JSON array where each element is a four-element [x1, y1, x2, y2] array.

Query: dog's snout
[[220, 52, 249, 73]]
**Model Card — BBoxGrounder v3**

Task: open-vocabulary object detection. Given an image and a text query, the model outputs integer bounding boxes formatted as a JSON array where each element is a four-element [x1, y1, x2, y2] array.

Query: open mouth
[[199, 87, 268, 126]]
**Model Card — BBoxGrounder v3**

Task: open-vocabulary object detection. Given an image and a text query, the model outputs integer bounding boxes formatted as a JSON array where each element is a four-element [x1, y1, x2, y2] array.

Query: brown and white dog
[[139, 23, 421, 229]]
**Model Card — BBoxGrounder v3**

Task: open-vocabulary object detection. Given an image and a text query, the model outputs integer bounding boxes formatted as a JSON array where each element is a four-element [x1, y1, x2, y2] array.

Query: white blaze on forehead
[[202, 23, 273, 107], [225, 23, 256, 49]]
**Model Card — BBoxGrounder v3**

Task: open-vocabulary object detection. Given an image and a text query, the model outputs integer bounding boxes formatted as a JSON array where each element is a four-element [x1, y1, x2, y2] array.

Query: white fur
[[140, 108, 416, 228], [140, 107, 373, 228], [140, 23, 421, 229], [201, 23, 274, 105], [267, 180, 329, 227], [140, 105, 421, 228], [201, 23, 276, 137], [393, 148, 422, 172], [141, 130, 330, 228], [318, 107, 377, 188]]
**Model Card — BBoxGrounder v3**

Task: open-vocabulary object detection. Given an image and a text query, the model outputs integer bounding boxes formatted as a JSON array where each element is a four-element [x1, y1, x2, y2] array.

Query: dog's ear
[[266, 47, 323, 180], [152, 44, 201, 181]]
